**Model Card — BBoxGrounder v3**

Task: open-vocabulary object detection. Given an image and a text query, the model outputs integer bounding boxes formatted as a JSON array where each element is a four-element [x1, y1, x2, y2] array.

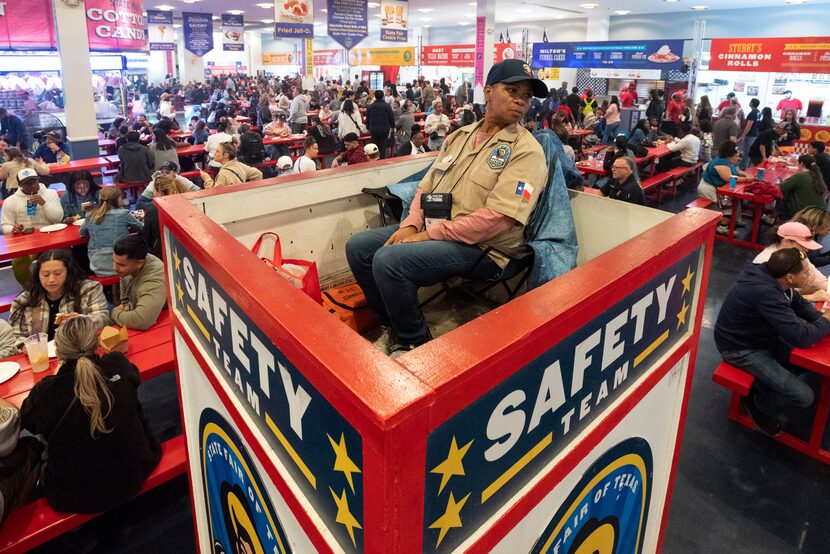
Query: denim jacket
[[60, 192, 97, 220], [79, 209, 143, 275]]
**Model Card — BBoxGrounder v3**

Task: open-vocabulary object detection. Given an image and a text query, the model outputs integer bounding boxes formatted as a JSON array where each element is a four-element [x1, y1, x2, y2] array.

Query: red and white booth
[[156, 154, 719, 552]]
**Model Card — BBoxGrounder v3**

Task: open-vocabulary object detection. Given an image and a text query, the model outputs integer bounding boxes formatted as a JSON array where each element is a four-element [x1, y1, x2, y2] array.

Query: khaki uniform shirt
[[419, 119, 547, 267]]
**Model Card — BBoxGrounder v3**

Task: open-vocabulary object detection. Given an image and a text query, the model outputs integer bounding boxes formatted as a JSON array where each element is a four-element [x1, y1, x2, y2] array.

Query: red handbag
[[252, 232, 323, 304]]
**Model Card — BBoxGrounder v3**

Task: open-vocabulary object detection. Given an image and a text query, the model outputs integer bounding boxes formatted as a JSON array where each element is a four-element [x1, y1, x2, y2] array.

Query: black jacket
[[116, 142, 154, 183], [21, 352, 161, 513], [365, 100, 395, 135], [714, 261, 830, 353]]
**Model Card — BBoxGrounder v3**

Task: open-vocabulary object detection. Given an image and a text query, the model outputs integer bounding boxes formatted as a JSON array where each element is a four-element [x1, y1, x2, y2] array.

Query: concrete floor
[[26, 183, 830, 553]]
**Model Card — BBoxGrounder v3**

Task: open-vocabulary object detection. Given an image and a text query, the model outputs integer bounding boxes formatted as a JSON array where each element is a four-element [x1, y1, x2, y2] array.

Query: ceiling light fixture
[[785, 0, 807, 3], [227, 9, 244, 15], [614, 9, 631, 14], [367, 2, 380, 6], [320, 8, 328, 11], [580, 3, 598, 8], [262, 18, 274, 23], [690, 5, 708, 9], [459, 21, 470, 25], [417, 8, 434, 12], [423, 24, 431, 27], [173, 24, 182, 28], [212, 15, 219, 20], [256, 2, 274, 7], [182, 0, 200, 4], [155, 4, 175, 10]]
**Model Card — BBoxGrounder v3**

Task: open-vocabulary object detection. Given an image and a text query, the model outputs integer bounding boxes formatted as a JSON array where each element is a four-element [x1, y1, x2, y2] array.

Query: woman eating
[[697, 141, 753, 235], [60, 170, 100, 222], [200, 140, 263, 188], [20, 316, 161, 514], [79, 186, 143, 276], [777, 155, 828, 221], [9, 249, 110, 343]]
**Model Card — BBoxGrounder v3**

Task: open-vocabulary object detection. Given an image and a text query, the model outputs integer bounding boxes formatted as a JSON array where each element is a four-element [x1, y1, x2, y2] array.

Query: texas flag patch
[[515, 181, 534, 202]]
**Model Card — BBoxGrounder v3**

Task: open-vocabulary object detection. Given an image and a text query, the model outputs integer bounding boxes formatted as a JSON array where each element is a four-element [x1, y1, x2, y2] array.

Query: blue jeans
[[345, 225, 501, 345], [721, 346, 815, 417], [739, 136, 757, 170], [602, 121, 621, 145]]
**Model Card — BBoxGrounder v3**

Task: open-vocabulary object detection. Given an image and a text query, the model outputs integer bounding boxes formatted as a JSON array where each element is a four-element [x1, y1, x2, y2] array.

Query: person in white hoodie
[[1, 168, 64, 287]]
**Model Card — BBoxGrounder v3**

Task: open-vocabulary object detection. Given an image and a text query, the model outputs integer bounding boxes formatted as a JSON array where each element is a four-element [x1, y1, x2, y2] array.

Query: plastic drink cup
[[729, 175, 737, 189], [588, 154, 594, 162], [757, 168, 765, 180], [24, 335, 49, 373]]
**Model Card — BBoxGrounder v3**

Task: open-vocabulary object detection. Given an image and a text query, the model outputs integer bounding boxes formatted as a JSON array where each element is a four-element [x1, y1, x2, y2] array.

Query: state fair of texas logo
[[200, 408, 292, 554], [531, 438, 653, 554]]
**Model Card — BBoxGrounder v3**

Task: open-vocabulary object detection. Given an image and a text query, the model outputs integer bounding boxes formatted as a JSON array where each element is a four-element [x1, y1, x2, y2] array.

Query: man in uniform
[[346, 59, 548, 355]]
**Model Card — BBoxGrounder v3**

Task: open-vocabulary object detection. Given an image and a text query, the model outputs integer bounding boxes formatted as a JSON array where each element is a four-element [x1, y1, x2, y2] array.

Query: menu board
[[709, 37, 830, 73], [327, 0, 367, 49], [422, 44, 519, 67], [183, 12, 214, 57], [532, 40, 684, 70]]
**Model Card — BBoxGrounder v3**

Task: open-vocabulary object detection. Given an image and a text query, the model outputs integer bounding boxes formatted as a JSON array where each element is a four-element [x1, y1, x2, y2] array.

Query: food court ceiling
[[149, 0, 827, 31]]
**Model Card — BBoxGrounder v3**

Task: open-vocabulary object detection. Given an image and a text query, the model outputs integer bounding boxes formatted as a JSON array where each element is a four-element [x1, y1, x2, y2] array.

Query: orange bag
[[322, 283, 378, 332]]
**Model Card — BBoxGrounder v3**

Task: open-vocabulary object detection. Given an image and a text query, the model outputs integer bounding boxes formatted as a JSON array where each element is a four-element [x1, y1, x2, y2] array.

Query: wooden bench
[[0, 435, 187, 554], [686, 197, 715, 210]]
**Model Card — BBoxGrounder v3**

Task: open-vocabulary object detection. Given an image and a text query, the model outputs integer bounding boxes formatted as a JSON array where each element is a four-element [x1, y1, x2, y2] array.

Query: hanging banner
[[314, 49, 345, 66], [85, 0, 147, 52], [222, 14, 244, 52], [536, 67, 562, 80], [262, 52, 295, 65], [327, 0, 367, 50], [420, 44, 518, 67], [274, 0, 313, 38], [0, 0, 56, 51], [147, 10, 175, 51], [474, 17, 486, 89], [380, 0, 407, 42], [183, 12, 214, 57], [531, 39, 684, 70], [348, 46, 414, 66], [303, 39, 314, 78], [709, 37, 830, 73]]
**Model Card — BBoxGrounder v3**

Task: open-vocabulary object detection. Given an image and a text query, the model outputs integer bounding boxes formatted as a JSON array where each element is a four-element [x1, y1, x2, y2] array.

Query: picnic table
[[0, 224, 87, 262], [715, 162, 798, 249], [47, 158, 112, 175]]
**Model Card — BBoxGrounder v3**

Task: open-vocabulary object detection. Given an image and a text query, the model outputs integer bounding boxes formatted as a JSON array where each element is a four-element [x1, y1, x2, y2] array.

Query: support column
[[473, 0, 495, 104], [178, 34, 206, 84], [52, 0, 99, 159], [585, 13, 610, 41]]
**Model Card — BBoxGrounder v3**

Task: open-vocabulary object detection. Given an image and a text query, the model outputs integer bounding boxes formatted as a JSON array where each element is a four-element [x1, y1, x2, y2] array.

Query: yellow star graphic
[[173, 249, 182, 274], [681, 266, 695, 295], [676, 299, 689, 329], [329, 487, 362, 547], [431, 437, 473, 495], [327, 433, 361, 493], [176, 280, 184, 305], [429, 491, 471, 548]]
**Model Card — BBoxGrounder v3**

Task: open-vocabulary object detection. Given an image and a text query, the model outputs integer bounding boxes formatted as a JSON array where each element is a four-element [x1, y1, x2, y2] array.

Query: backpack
[[241, 132, 266, 164], [629, 143, 649, 158]]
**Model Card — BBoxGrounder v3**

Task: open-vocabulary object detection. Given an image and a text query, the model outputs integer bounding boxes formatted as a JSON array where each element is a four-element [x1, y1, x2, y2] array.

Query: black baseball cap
[[160, 160, 178, 171], [486, 59, 548, 98]]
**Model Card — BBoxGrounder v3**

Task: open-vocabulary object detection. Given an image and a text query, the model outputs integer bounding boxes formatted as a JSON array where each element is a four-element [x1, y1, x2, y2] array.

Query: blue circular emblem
[[532, 437, 653, 554], [200, 408, 292, 554]]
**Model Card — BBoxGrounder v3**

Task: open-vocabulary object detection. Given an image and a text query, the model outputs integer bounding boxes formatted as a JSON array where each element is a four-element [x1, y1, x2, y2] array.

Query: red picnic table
[[637, 144, 673, 176], [47, 158, 112, 175], [716, 162, 798, 250], [0, 225, 87, 262], [0, 310, 174, 408], [575, 158, 606, 176], [98, 139, 117, 155], [176, 144, 207, 157], [787, 336, 830, 464]]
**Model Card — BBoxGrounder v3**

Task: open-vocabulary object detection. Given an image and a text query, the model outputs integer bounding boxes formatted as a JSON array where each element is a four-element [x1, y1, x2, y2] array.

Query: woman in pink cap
[[753, 221, 830, 301]]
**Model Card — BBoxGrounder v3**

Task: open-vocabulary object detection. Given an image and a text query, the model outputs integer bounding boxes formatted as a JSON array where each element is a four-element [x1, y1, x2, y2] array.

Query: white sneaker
[[716, 224, 729, 236]]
